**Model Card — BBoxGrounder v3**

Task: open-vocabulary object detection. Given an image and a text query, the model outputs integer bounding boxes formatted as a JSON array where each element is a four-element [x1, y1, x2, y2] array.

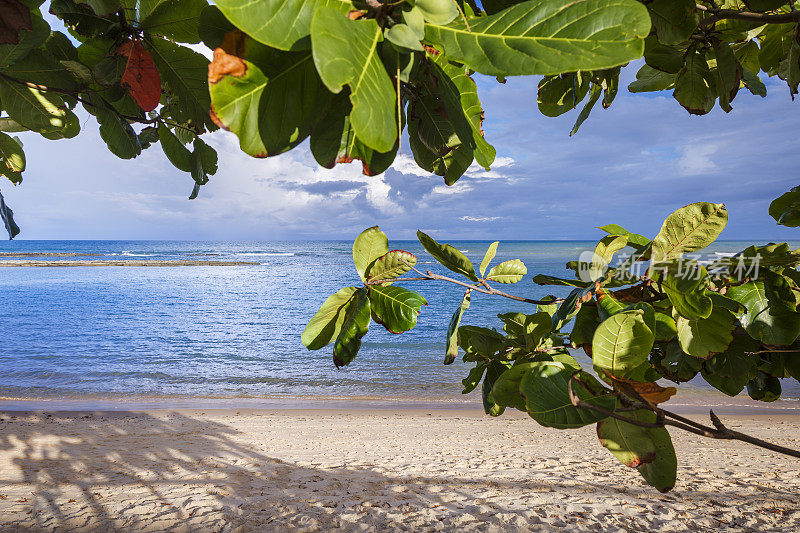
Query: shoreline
[[1, 392, 799, 415]]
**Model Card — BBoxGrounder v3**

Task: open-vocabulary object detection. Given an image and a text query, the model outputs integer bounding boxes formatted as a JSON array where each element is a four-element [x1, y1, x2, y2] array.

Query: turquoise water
[[0, 239, 797, 404]]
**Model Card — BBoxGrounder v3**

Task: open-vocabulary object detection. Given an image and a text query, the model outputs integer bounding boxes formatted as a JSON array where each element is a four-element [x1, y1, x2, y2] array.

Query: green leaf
[[661, 262, 712, 320], [479, 241, 499, 277], [651, 202, 728, 261], [552, 286, 593, 330], [83, 94, 141, 159], [0, 10, 48, 68], [368, 285, 427, 334], [659, 340, 702, 381], [676, 306, 735, 359], [747, 371, 781, 402], [333, 288, 371, 367], [592, 310, 654, 379], [3, 49, 79, 91], [597, 223, 651, 253], [209, 32, 331, 157], [0, 190, 20, 239], [311, 8, 396, 152], [145, 36, 214, 129], [643, 36, 684, 74], [458, 325, 508, 359], [727, 276, 800, 347], [215, 0, 352, 51], [416, 230, 478, 281], [461, 362, 486, 393], [532, 274, 592, 288], [386, 23, 424, 51], [712, 39, 740, 113], [569, 83, 601, 136], [158, 123, 191, 172], [628, 64, 676, 93], [769, 186, 800, 227], [673, 48, 715, 115], [0, 79, 70, 133], [654, 310, 677, 342], [424, 0, 650, 77], [415, 0, 458, 24], [486, 259, 527, 284], [597, 409, 677, 492], [483, 360, 510, 416], [0, 132, 25, 183], [189, 137, 217, 187], [521, 362, 614, 429], [701, 334, 759, 396], [646, 0, 698, 45], [310, 93, 398, 176], [140, 0, 206, 43], [570, 304, 600, 350], [586, 234, 628, 281], [445, 290, 471, 364], [537, 72, 590, 117], [491, 362, 535, 411], [353, 226, 389, 283], [301, 286, 358, 349], [365, 250, 417, 284]]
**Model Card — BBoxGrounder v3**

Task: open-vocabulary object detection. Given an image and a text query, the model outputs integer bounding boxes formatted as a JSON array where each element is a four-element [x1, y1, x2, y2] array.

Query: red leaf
[[0, 0, 32, 45], [114, 40, 161, 112]]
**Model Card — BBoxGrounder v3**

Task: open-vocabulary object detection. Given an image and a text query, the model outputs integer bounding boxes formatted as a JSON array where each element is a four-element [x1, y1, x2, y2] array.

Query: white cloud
[[677, 144, 719, 176], [459, 216, 503, 222]]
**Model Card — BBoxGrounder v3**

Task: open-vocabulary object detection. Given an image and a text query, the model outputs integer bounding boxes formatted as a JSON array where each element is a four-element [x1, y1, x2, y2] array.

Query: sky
[[2, 53, 799, 241]]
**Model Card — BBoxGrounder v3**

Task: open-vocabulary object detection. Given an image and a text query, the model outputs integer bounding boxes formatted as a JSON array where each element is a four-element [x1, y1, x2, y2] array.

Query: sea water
[[0, 239, 798, 407]]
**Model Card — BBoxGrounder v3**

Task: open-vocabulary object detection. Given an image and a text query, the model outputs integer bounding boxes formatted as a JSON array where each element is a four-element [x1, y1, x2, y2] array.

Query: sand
[[0, 408, 798, 532]]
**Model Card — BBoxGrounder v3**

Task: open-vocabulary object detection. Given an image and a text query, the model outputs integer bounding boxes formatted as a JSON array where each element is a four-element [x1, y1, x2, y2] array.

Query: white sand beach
[[0, 408, 798, 532]]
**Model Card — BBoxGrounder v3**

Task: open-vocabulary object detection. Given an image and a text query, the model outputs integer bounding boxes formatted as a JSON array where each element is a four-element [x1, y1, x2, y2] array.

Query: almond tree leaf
[[368, 285, 427, 334], [521, 362, 615, 429], [597, 223, 651, 252], [145, 36, 214, 129], [701, 334, 760, 396], [727, 277, 800, 347], [353, 226, 389, 283], [114, 40, 161, 112], [310, 92, 397, 175], [769, 187, 800, 227], [445, 290, 471, 364], [628, 64, 676, 93], [215, 0, 352, 51], [424, 0, 650, 77], [158, 123, 191, 172], [209, 30, 331, 157], [416, 229, 478, 281], [651, 202, 727, 261], [661, 263, 713, 320], [415, 0, 458, 24], [311, 8, 396, 152], [479, 241, 498, 277], [537, 72, 590, 117], [569, 83, 601, 136], [83, 93, 141, 159], [333, 288, 371, 367], [646, 0, 698, 45], [0, 0, 32, 45], [302, 286, 359, 350], [673, 48, 716, 115], [366, 250, 417, 284], [676, 306, 735, 359], [486, 259, 527, 284], [597, 409, 677, 492], [0, 78, 69, 133], [140, 0, 206, 44], [0, 189, 20, 239], [0, 131, 25, 179], [592, 310, 654, 379], [0, 9, 48, 68]]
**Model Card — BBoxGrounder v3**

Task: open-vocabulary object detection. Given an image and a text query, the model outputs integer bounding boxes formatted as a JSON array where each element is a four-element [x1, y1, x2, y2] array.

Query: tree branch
[[567, 372, 800, 459], [370, 264, 563, 306], [696, 3, 800, 24]]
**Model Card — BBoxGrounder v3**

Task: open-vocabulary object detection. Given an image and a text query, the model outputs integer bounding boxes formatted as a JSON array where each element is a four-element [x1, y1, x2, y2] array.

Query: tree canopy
[[2, 0, 800, 236]]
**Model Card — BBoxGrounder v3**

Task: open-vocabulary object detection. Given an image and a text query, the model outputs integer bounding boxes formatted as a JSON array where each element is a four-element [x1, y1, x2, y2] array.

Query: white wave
[[233, 252, 295, 257]]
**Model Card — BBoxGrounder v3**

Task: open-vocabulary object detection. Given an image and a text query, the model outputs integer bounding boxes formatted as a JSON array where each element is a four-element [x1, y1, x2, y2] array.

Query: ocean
[[1, 239, 798, 408]]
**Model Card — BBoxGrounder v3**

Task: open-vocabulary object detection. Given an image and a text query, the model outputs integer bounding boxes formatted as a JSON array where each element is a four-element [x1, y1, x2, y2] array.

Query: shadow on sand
[[0, 410, 797, 531]]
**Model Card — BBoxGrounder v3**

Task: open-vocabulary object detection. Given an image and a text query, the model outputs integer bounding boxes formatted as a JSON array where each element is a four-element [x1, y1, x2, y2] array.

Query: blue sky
[[2, 52, 798, 241]]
